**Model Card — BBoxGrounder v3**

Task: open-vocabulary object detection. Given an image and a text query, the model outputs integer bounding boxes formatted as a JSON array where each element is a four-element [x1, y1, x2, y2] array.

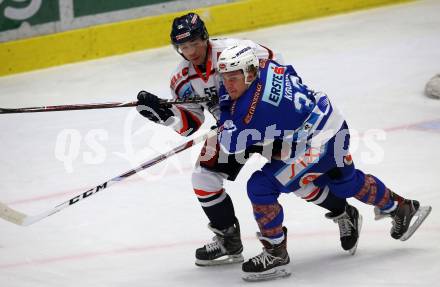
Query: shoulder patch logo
[[170, 72, 183, 90], [262, 62, 285, 107], [171, 67, 189, 90]]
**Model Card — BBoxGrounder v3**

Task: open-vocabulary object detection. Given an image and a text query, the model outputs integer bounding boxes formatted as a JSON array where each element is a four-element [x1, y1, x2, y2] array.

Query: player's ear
[[246, 67, 258, 83]]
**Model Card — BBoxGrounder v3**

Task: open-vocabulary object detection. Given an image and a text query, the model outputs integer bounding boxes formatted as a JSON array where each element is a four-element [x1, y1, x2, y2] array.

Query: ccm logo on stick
[[69, 183, 108, 205]]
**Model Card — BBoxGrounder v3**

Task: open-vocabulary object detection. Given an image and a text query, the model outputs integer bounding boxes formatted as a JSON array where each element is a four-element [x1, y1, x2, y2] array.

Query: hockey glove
[[136, 91, 173, 123], [206, 94, 220, 116]]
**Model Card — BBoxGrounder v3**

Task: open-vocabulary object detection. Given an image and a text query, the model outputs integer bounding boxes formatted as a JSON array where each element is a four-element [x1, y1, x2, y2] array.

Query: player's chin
[[229, 92, 239, 100], [191, 57, 203, 65]]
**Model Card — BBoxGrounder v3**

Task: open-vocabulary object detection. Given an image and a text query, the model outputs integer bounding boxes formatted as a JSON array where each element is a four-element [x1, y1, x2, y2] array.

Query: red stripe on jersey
[[302, 187, 321, 200], [176, 107, 189, 134], [194, 44, 213, 83], [174, 74, 198, 96], [194, 188, 224, 197], [176, 106, 202, 134], [174, 69, 216, 96], [185, 107, 202, 128]]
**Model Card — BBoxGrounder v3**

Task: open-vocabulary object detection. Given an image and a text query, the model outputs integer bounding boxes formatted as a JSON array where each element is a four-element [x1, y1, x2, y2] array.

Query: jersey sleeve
[[169, 103, 205, 136], [163, 63, 205, 136]]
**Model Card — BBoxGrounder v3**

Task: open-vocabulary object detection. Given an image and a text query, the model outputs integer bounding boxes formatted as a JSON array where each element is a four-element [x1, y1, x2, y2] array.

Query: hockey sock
[[354, 174, 395, 210], [200, 192, 237, 230], [379, 191, 405, 213], [314, 188, 347, 216], [252, 203, 284, 239]]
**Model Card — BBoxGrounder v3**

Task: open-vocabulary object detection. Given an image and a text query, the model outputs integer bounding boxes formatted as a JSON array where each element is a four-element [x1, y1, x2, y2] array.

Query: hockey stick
[[0, 128, 217, 226], [0, 96, 212, 114]]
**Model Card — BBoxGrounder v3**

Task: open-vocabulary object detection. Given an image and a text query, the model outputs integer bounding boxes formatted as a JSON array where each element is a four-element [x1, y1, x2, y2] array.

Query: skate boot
[[195, 220, 244, 266], [242, 227, 291, 282], [326, 204, 362, 255], [389, 199, 432, 241]]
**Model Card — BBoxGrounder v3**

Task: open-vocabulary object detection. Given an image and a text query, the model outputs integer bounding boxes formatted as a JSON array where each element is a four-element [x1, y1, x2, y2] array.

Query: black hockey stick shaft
[[0, 101, 138, 114], [0, 96, 211, 114], [0, 128, 217, 226]]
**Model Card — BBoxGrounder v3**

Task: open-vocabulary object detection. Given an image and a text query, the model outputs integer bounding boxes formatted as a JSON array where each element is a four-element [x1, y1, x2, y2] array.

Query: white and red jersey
[[163, 38, 277, 136]]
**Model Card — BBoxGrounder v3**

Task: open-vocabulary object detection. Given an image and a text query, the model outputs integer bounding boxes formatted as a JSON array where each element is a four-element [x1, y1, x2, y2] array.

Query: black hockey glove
[[206, 94, 220, 115], [136, 91, 173, 123]]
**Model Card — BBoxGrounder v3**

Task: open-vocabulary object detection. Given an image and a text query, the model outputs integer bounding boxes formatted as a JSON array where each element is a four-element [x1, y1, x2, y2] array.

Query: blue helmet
[[170, 13, 209, 48]]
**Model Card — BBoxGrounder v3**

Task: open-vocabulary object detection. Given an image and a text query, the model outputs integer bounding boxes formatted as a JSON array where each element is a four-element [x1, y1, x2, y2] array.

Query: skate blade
[[348, 214, 363, 256], [195, 254, 244, 267], [242, 267, 291, 282], [399, 206, 432, 241]]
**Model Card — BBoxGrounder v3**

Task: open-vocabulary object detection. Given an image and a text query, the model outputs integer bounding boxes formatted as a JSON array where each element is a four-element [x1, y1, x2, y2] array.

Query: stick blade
[[0, 201, 27, 226]]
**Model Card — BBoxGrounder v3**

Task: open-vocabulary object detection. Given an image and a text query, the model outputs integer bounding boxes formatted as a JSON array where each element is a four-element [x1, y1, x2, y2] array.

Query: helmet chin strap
[[245, 77, 254, 85], [202, 41, 210, 64], [244, 70, 258, 85]]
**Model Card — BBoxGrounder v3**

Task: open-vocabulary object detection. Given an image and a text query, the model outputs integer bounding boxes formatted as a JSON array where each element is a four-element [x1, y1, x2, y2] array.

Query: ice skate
[[195, 220, 244, 266], [326, 204, 362, 255], [374, 199, 432, 241], [390, 200, 431, 241], [242, 227, 291, 282]]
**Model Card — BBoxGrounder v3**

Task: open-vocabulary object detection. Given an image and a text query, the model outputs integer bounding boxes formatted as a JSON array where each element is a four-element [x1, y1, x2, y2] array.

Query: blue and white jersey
[[218, 60, 344, 160]]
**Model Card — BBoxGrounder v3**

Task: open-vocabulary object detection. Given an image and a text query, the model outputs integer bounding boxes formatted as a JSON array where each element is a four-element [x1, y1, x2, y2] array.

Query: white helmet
[[217, 44, 259, 84]]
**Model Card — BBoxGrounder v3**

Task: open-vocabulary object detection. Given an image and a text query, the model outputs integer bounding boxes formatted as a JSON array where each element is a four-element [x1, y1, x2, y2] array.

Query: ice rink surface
[[1, 1, 440, 286]]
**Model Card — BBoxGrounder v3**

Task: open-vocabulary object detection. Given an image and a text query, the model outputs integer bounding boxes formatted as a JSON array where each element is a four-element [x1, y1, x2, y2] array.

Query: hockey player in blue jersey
[[136, 12, 364, 267], [215, 44, 432, 281]]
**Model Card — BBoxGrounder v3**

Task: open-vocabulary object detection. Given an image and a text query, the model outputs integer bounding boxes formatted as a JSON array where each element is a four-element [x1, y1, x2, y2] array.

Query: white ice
[[1, 1, 440, 286]]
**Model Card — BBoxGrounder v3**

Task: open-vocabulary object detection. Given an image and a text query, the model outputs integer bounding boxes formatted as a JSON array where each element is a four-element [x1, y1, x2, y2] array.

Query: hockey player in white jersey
[[136, 13, 277, 266], [136, 13, 362, 267]]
